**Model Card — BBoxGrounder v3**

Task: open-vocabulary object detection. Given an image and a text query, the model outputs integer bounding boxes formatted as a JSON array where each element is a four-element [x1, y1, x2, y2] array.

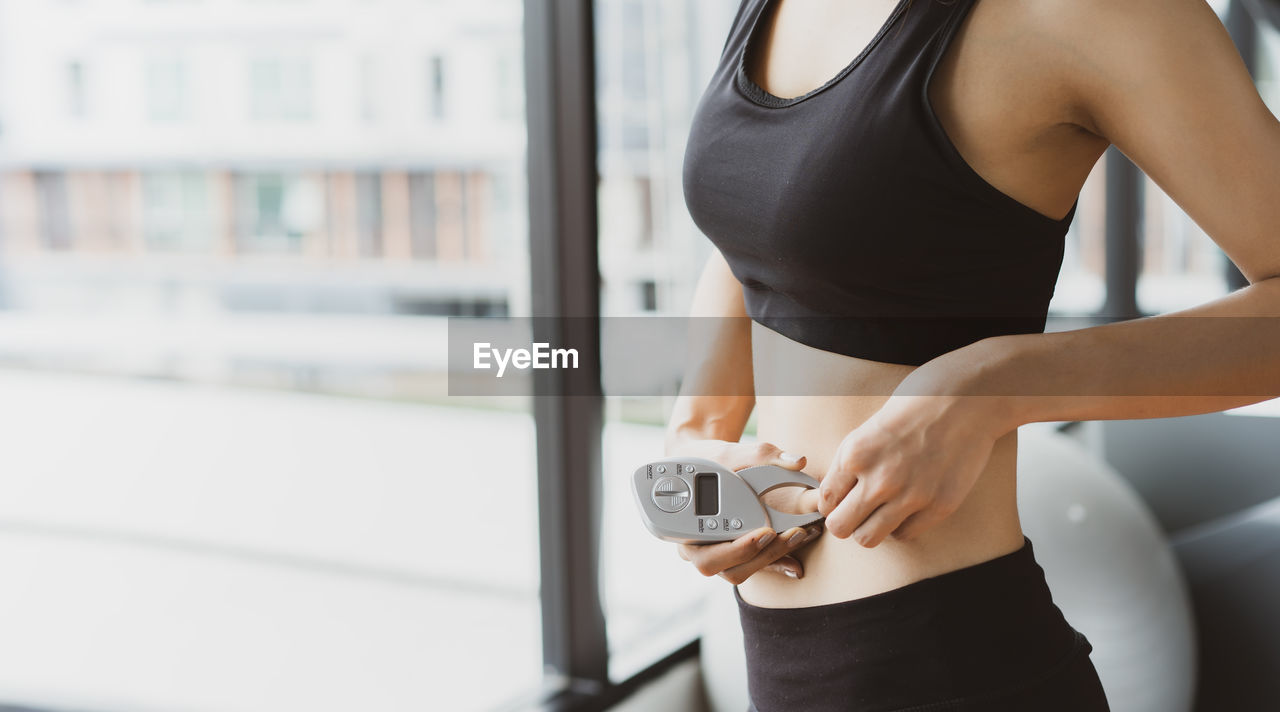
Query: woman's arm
[[817, 0, 1280, 545], [917, 281, 1280, 433], [930, 0, 1280, 427], [664, 249, 757, 450], [664, 249, 823, 582]]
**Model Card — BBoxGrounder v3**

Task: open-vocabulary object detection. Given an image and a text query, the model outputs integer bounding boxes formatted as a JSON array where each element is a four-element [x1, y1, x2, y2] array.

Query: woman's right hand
[[664, 438, 824, 584]]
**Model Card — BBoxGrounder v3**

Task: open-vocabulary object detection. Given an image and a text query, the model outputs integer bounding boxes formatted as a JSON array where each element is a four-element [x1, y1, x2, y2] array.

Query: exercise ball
[[1017, 425, 1196, 712], [699, 426, 1196, 712]]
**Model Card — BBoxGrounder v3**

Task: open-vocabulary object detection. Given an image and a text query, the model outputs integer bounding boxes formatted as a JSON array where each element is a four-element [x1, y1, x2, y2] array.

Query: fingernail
[[783, 568, 800, 579], [804, 527, 822, 543], [756, 531, 776, 549], [787, 528, 807, 544], [780, 451, 801, 463]]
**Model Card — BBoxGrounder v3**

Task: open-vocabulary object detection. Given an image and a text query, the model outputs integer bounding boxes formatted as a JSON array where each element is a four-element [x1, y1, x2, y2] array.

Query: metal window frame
[[1102, 145, 1144, 322], [522, 1, 701, 706], [524, 0, 609, 703], [523, 1, 699, 710], [1224, 0, 1258, 291]]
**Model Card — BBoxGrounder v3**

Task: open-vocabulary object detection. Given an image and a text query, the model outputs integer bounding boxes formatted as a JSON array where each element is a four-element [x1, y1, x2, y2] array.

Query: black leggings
[[735, 537, 1111, 712]]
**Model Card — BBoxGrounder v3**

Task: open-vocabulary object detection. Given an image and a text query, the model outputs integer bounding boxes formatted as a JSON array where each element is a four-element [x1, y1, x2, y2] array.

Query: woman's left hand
[[816, 358, 1015, 547]]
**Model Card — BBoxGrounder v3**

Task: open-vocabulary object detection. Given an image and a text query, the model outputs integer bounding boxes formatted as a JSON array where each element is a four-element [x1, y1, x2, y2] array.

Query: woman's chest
[[744, 0, 908, 103]]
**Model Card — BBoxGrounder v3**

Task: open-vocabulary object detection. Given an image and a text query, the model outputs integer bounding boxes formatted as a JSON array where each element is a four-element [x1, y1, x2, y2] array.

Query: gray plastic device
[[631, 456, 824, 543]]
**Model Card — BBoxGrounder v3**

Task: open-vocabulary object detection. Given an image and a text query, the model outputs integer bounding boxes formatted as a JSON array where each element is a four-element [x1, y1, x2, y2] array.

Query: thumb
[[773, 450, 806, 470], [797, 486, 823, 514]]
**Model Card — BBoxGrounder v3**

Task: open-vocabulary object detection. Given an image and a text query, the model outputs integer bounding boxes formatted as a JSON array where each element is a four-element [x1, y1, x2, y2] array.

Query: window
[[142, 172, 213, 250], [1261, 21, 1280, 111], [235, 173, 323, 253], [408, 172, 438, 259], [620, 0, 649, 99], [495, 49, 522, 121], [640, 280, 657, 311], [249, 56, 313, 121], [434, 170, 468, 260], [1137, 178, 1229, 314], [146, 56, 189, 122], [358, 54, 377, 122], [354, 172, 383, 258], [1049, 168, 1106, 316], [636, 175, 654, 248], [249, 174, 287, 241], [596, 0, 743, 683], [34, 172, 71, 250], [0, 2, 537, 709], [66, 60, 87, 118], [14, 0, 1234, 706], [428, 54, 446, 120]]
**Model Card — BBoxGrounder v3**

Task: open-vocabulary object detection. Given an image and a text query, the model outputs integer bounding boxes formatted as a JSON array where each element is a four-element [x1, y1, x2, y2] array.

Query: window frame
[[523, 1, 700, 709]]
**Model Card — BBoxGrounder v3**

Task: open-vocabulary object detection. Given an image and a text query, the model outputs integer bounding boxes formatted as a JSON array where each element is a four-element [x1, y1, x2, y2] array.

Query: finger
[[760, 482, 814, 514], [720, 525, 818, 583], [763, 555, 803, 579], [684, 528, 777, 576], [725, 441, 806, 471], [825, 478, 898, 539], [817, 467, 858, 518], [850, 499, 917, 548], [775, 449, 806, 469], [718, 524, 822, 584], [769, 522, 825, 577], [890, 504, 952, 542], [796, 486, 822, 514]]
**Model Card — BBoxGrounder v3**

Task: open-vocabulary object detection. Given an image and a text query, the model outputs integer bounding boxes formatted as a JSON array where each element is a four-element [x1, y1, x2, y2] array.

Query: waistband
[[735, 537, 1085, 712]]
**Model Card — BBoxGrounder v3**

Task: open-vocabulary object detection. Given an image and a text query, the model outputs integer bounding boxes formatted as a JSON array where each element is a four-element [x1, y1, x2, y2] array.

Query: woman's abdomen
[[737, 322, 1026, 608]]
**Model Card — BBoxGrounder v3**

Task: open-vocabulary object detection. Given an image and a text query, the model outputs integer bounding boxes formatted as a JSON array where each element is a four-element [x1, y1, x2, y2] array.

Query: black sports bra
[[681, 0, 1080, 366]]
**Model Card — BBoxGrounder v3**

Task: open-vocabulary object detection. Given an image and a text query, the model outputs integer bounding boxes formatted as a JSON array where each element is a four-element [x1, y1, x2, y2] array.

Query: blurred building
[[0, 0, 747, 327], [0, 0, 1258, 390], [596, 0, 741, 316], [0, 0, 526, 320]]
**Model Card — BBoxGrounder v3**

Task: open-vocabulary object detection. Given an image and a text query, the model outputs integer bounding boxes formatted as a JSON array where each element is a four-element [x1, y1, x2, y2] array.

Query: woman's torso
[[703, 0, 1109, 607], [738, 321, 1025, 607]]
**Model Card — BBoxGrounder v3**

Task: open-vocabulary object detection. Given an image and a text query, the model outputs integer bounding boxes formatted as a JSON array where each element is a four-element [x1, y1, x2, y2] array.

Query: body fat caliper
[[631, 456, 824, 543]]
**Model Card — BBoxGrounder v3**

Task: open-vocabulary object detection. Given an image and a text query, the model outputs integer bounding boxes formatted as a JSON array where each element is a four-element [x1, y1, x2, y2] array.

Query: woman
[[666, 0, 1280, 709]]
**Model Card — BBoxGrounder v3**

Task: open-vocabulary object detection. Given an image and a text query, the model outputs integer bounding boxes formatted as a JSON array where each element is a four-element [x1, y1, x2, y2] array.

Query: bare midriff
[[736, 321, 1027, 609]]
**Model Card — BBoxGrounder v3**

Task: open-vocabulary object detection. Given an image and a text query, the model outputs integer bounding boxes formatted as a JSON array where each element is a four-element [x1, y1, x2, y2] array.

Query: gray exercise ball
[[699, 426, 1196, 712], [1017, 426, 1196, 712]]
